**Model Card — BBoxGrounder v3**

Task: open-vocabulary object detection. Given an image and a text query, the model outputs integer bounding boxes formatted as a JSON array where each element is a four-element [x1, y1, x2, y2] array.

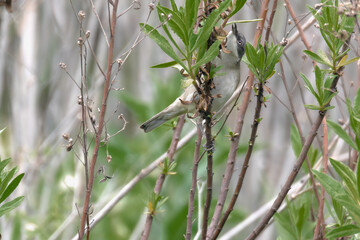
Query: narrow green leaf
[[354, 86, 360, 113], [305, 104, 321, 110], [228, 0, 246, 18], [336, 196, 360, 223], [0, 173, 24, 203], [300, 73, 318, 100], [357, 154, 360, 199], [150, 60, 178, 69], [170, 0, 177, 11], [332, 197, 345, 225], [304, 50, 332, 66], [0, 167, 17, 199], [327, 120, 358, 151], [317, 49, 332, 66], [157, 6, 187, 45], [0, 196, 24, 217], [192, 40, 221, 70], [326, 224, 360, 238], [0, 158, 11, 175], [330, 158, 358, 200], [313, 170, 347, 198], [338, 56, 360, 68], [0, 127, 6, 135], [140, 23, 188, 71]]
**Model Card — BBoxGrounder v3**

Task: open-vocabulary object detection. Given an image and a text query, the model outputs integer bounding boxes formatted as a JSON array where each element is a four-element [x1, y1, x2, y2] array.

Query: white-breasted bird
[[140, 24, 246, 132]]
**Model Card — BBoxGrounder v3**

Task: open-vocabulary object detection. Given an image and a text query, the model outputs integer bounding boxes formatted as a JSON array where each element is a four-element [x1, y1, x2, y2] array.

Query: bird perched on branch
[[140, 24, 246, 132]]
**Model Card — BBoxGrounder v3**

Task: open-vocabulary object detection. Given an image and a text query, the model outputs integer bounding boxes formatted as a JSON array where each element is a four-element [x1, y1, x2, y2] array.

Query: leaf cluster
[[306, 0, 357, 72], [243, 41, 283, 83], [0, 157, 24, 217], [313, 157, 360, 238], [141, 0, 246, 80]]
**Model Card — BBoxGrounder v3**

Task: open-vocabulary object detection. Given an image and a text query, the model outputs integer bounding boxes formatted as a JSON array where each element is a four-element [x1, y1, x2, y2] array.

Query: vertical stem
[[141, 115, 185, 240], [186, 121, 203, 240], [78, 1, 119, 239]]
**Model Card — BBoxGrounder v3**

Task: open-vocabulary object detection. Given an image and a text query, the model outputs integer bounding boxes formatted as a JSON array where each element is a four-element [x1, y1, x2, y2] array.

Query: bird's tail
[[140, 105, 185, 132]]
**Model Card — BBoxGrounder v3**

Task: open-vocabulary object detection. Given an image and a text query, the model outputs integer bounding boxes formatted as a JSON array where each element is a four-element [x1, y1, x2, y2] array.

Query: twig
[[313, 117, 328, 240], [89, 0, 109, 47], [78, 1, 119, 239], [186, 120, 203, 240], [206, 0, 270, 237], [141, 115, 186, 240], [283, 0, 312, 52], [212, 82, 265, 240]]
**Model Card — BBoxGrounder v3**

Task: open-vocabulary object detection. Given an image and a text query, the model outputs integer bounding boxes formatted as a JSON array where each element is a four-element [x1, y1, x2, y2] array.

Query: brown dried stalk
[[78, 1, 119, 239]]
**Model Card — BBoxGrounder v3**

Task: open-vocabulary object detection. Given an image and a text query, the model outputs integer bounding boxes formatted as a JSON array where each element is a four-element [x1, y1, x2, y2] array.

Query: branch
[[141, 115, 186, 240], [206, 0, 270, 237], [78, 1, 119, 239]]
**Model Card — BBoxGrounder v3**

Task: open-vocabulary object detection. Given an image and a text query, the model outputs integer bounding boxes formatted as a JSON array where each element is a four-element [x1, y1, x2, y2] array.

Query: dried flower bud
[[134, 0, 141, 9], [220, 12, 228, 19], [66, 143, 73, 152], [90, 114, 96, 124], [59, 62, 67, 69], [314, 23, 320, 28], [314, 3, 323, 10], [167, 13, 172, 20], [78, 10, 86, 21], [280, 38, 288, 46], [117, 58, 123, 67], [160, 13, 165, 18], [287, 19, 292, 25], [68, 138, 73, 144], [338, 118, 345, 125], [85, 30, 91, 39], [62, 133, 70, 140], [77, 37, 83, 46], [106, 155, 112, 163], [77, 96, 83, 105], [148, 2, 155, 11]]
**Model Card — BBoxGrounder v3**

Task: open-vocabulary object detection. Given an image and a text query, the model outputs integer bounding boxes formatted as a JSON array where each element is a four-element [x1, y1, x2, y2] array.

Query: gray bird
[[140, 24, 246, 132]]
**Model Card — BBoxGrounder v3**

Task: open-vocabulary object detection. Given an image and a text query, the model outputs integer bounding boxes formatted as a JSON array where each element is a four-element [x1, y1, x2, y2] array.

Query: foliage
[[243, 41, 283, 83], [0, 130, 24, 217]]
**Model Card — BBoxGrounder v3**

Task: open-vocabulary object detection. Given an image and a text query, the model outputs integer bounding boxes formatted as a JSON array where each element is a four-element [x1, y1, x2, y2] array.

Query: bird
[[140, 24, 246, 133]]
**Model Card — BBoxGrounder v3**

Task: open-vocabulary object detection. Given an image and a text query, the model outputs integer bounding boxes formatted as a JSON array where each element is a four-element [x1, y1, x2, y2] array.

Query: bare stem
[[78, 1, 119, 239], [141, 115, 186, 240], [186, 120, 203, 240]]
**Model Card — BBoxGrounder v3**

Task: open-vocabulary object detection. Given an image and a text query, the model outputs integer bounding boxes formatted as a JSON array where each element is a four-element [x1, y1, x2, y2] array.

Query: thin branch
[[78, 1, 119, 239], [206, 0, 270, 237], [186, 120, 203, 240], [141, 115, 186, 240], [313, 117, 329, 240]]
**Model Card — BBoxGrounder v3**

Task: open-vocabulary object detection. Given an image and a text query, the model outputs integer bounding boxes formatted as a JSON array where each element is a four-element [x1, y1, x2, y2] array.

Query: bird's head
[[218, 24, 246, 66]]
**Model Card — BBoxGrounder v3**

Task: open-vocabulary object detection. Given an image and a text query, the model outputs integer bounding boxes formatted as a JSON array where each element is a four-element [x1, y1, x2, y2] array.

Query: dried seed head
[[314, 23, 320, 29], [160, 13, 165, 18], [338, 29, 348, 41], [66, 143, 73, 152], [280, 38, 288, 46], [62, 133, 70, 140], [85, 30, 91, 39], [77, 96, 83, 105], [148, 2, 155, 11], [59, 62, 67, 69], [117, 58, 123, 67], [287, 19, 292, 25], [106, 155, 112, 163], [134, 0, 141, 9], [68, 138, 73, 144], [78, 10, 86, 21], [77, 37, 83, 46], [167, 14, 172, 20]]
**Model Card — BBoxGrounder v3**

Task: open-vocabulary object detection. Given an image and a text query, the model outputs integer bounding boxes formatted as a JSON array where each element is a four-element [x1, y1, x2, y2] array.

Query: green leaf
[[228, 0, 247, 18], [312, 170, 347, 199], [301, 73, 320, 103], [150, 60, 178, 69], [0, 167, 17, 199], [140, 23, 188, 71], [0, 173, 24, 203], [192, 40, 221, 70], [185, 0, 200, 35], [0, 158, 11, 175], [0, 196, 24, 217], [304, 50, 331, 66], [326, 224, 360, 238], [354, 87, 360, 113], [327, 120, 358, 151], [332, 197, 345, 225], [192, 0, 231, 51], [305, 104, 322, 110], [330, 158, 358, 200]]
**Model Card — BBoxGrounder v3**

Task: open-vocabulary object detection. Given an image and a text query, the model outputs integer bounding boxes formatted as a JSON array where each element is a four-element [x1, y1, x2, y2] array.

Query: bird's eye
[[238, 40, 242, 45]]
